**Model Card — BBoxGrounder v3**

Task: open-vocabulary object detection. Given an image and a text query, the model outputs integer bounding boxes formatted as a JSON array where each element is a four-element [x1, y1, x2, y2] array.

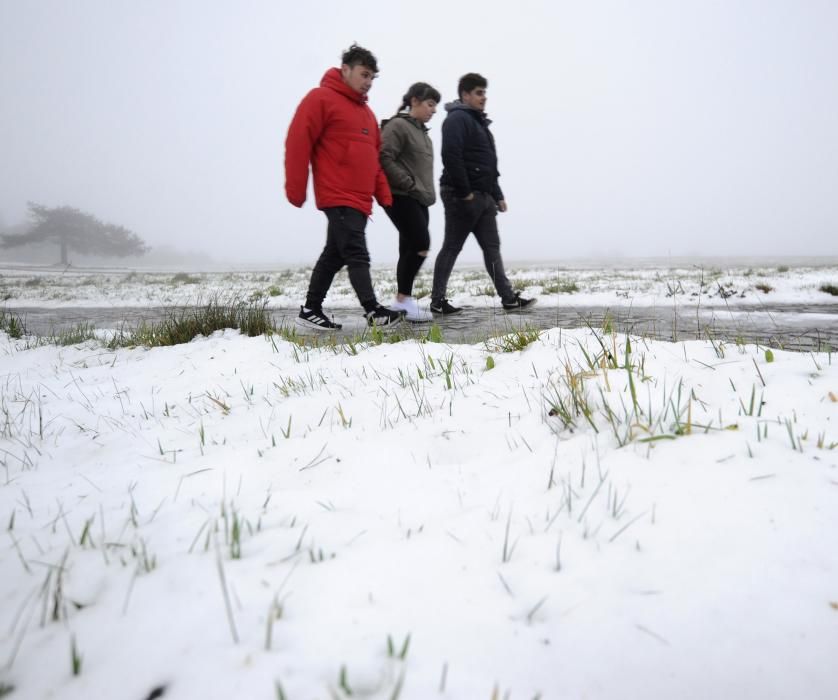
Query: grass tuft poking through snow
[[107, 295, 274, 348], [0, 322, 836, 698]]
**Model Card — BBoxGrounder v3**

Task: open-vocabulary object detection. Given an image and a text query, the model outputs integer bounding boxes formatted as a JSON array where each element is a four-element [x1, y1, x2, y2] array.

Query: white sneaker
[[390, 296, 433, 323]]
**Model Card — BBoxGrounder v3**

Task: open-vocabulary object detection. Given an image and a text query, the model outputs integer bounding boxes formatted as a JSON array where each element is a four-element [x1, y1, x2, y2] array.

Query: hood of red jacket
[[320, 67, 368, 104]]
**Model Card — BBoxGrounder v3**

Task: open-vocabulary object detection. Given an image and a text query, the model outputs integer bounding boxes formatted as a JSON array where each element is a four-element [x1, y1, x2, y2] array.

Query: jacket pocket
[[343, 139, 378, 194], [410, 189, 435, 207]]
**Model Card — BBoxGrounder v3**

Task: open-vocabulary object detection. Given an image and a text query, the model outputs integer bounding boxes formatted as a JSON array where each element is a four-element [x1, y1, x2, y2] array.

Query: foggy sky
[[1, 1, 837, 266]]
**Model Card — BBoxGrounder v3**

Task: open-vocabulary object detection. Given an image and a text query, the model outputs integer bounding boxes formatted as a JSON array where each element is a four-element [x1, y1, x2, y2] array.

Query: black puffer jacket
[[439, 101, 504, 201]]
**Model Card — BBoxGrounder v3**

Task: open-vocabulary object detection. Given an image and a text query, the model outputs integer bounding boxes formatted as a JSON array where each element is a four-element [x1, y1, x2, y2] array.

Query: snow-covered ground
[[1, 316, 837, 698], [2, 259, 838, 309]]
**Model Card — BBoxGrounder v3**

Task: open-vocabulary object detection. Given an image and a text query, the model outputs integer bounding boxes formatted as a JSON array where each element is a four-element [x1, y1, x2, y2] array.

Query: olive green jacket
[[380, 114, 436, 207]]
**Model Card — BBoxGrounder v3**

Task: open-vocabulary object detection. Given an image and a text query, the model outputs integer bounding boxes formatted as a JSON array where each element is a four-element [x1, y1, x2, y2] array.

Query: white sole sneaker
[[390, 297, 432, 323], [295, 316, 341, 331], [367, 316, 403, 328]]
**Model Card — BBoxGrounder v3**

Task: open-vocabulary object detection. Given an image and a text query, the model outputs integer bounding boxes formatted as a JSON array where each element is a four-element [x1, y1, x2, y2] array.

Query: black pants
[[431, 190, 514, 302], [385, 195, 431, 297], [305, 207, 377, 312]]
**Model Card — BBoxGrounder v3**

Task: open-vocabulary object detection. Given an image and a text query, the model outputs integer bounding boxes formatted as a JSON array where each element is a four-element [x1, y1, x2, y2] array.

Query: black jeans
[[306, 207, 377, 312], [385, 195, 431, 297], [431, 190, 514, 302]]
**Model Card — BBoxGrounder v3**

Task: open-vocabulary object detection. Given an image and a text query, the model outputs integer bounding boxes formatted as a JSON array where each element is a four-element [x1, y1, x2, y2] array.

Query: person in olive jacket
[[285, 44, 403, 329], [429, 73, 535, 314], [379, 82, 441, 322]]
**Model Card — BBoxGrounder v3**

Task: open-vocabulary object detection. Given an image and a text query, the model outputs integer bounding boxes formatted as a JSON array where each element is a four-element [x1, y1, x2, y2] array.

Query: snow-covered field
[[1, 312, 837, 697], [2, 259, 838, 309]]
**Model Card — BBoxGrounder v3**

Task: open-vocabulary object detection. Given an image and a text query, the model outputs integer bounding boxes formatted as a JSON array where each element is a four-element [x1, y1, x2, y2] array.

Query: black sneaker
[[296, 306, 342, 330], [429, 298, 462, 315], [365, 305, 405, 327], [501, 294, 537, 311]]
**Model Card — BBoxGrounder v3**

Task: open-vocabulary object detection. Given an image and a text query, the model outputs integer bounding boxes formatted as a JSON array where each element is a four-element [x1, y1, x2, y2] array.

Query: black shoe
[[296, 306, 342, 330], [501, 294, 537, 311], [365, 305, 405, 327], [429, 298, 462, 315]]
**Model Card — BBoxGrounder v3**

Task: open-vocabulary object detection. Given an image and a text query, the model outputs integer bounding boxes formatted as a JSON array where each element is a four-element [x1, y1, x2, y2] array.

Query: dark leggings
[[385, 195, 431, 297]]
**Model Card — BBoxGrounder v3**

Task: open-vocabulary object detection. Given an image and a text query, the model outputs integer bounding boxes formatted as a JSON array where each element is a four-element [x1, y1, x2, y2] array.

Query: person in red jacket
[[285, 44, 403, 329]]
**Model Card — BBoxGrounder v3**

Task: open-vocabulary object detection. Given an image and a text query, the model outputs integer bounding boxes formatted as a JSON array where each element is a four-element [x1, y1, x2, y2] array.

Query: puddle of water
[[5, 304, 838, 351]]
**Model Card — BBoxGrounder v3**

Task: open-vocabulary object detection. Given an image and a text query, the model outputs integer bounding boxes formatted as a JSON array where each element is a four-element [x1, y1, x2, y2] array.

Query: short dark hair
[[397, 82, 442, 113], [458, 73, 487, 99], [342, 43, 378, 74]]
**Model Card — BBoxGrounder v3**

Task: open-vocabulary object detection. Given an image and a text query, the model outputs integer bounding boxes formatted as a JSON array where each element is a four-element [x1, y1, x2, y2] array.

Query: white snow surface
[[1, 318, 837, 698], [2, 260, 838, 309]]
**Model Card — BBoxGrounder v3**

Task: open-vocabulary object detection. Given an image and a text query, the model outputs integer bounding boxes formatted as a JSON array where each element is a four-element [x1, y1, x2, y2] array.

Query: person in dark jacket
[[380, 82, 441, 322], [429, 73, 535, 314], [285, 44, 403, 329]]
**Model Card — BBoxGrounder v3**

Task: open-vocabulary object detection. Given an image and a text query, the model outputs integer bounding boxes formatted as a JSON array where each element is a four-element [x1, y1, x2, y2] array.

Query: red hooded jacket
[[285, 68, 392, 216]]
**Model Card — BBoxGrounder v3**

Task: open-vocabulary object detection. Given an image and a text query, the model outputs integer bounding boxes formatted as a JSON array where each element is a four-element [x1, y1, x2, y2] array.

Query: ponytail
[[393, 81, 441, 116], [394, 93, 411, 115]]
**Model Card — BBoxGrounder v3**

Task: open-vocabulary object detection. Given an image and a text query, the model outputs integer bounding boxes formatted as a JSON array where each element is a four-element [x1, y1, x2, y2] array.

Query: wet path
[[6, 303, 838, 351]]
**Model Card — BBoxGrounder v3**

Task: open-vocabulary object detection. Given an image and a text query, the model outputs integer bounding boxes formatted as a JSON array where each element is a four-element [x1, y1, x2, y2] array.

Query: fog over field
[[1, 1, 837, 267]]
